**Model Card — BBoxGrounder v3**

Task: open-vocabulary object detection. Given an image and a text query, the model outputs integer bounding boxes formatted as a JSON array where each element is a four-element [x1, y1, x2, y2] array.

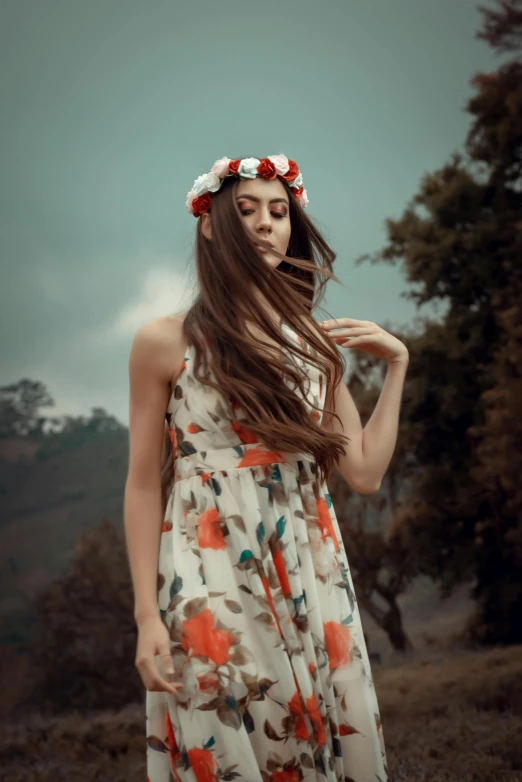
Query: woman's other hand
[[135, 614, 183, 696]]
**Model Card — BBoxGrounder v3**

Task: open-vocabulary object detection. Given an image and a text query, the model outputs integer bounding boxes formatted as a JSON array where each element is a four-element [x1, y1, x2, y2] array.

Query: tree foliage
[[23, 517, 142, 713], [0, 379, 55, 438], [354, 0, 522, 643]]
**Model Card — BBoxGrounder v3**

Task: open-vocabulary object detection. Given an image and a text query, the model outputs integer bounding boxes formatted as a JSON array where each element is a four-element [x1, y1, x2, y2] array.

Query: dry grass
[[1, 644, 521, 781], [0, 704, 145, 782], [374, 643, 522, 781]]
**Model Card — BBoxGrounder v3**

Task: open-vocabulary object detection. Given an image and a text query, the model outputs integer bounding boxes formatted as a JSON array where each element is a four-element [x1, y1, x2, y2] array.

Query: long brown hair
[[160, 164, 350, 512]]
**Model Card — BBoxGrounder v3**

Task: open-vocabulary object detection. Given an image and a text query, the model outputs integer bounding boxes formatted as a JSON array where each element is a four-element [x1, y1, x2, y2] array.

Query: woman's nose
[[257, 211, 272, 229]]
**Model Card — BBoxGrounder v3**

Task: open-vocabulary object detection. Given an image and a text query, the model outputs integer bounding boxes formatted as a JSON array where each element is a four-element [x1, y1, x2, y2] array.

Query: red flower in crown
[[257, 158, 278, 179], [191, 193, 212, 218], [280, 159, 299, 182]]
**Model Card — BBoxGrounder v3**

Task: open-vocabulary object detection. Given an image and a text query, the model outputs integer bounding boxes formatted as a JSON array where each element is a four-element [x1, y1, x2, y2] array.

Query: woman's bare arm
[[124, 316, 185, 624], [322, 355, 409, 494]]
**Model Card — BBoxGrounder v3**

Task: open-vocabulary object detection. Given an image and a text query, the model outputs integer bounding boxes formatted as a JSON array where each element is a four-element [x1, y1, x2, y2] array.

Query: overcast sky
[[0, 0, 501, 425]]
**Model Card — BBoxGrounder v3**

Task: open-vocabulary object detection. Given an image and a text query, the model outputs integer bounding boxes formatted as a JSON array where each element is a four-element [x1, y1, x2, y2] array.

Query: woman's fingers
[[156, 651, 184, 695], [136, 652, 183, 696], [157, 651, 175, 677]]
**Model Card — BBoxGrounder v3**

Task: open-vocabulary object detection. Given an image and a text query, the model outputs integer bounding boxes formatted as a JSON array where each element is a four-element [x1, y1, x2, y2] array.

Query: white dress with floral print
[[146, 322, 388, 782]]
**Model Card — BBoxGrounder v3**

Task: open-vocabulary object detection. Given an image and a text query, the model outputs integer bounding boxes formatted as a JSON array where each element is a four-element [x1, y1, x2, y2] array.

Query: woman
[[124, 154, 408, 781]]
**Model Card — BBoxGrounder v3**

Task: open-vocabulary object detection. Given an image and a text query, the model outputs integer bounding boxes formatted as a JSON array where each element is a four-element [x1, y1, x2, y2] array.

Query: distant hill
[[0, 431, 129, 649]]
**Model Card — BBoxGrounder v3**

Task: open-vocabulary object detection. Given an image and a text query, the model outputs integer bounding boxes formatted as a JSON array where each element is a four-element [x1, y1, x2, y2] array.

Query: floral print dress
[[146, 322, 388, 782]]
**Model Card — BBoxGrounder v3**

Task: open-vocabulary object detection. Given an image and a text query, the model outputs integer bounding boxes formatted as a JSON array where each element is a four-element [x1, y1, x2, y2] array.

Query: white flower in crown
[[191, 174, 209, 196], [210, 156, 231, 179], [185, 189, 197, 213], [237, 157, 261, 179], [290, 171, 303, 189], [300, 188, 309, 208], [205, 172, 222, 192], [267, 154, 290, 176], [192, 172, 221, 196]]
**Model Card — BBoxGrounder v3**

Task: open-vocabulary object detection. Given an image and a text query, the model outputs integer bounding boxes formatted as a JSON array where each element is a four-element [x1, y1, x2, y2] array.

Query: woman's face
[[235, 177, 292, 268]]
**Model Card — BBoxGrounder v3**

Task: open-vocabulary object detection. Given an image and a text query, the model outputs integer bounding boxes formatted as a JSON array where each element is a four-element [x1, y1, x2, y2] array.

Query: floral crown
[[185, 154, 309, 217]]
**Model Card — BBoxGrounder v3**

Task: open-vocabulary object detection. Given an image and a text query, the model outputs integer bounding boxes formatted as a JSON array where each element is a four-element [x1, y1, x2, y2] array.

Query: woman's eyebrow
[[236, 194, 288, 206]]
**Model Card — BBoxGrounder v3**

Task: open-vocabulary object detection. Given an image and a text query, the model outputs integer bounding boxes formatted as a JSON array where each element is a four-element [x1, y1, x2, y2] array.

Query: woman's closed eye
[[240, 209, 287, 219]]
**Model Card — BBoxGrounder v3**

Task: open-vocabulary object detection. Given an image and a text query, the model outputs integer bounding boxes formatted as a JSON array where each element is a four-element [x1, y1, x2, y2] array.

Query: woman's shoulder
[[133, 312, 187, 345], [132, 313, 189, 387]]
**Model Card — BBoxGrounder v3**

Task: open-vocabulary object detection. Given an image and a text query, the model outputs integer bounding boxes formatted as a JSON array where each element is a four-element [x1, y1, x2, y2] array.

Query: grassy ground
[[1, 644, 521, 781], [374, 643, 522, 781]]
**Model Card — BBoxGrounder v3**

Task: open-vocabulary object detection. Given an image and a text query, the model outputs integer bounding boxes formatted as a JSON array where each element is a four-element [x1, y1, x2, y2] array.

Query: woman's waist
[[173, 440, 315, 481]]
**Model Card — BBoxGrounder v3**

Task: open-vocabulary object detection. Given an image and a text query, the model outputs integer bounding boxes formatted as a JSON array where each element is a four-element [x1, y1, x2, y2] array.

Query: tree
[[466, 288, 522, 643], [0, 379, 55, 438], [477, 0, 522, 54], [23, 517, 142, 713], [355, 0, 522, 643]]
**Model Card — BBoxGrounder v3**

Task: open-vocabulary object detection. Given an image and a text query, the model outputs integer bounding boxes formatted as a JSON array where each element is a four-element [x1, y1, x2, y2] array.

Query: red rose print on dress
[[270, 771, 301, 782], [272, 548, 291, 597], [288, 690, 310, 741], [304, 692, 326, 747], [316, 496, 340, 551], [181, 608, 236, 666], [323, 620, 353, 669], [187, 746, 218, 782], [196, 507, 226, 550]]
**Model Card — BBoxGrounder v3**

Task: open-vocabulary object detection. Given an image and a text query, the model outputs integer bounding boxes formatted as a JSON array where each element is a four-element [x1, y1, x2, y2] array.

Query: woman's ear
[[201, 212, 212, 241]]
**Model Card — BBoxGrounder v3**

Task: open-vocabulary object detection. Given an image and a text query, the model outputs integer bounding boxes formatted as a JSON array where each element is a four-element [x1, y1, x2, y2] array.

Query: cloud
[[92, 263, 196, 346]]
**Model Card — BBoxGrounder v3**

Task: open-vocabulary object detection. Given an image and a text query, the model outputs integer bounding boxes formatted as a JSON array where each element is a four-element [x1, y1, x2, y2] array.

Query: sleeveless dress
[[146, 322, 388, 782]]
